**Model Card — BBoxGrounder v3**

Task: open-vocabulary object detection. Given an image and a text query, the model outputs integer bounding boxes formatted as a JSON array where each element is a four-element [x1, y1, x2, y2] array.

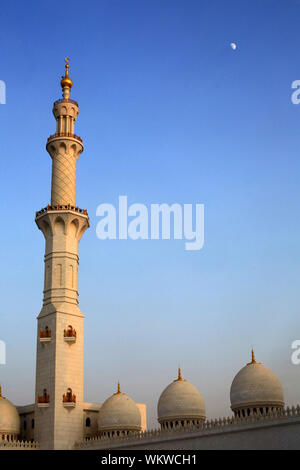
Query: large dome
[[98, 383, 141, 435], [0, 387, 20, 436], [230, 350, 284, 415], [157, 369, 206, 428]]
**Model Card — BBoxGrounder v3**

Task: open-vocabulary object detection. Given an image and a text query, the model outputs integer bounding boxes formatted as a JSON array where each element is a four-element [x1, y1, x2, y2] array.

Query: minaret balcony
[[38, 403, 50, 408], [64, 326, 77, 344], [63, 389, 76, 408], [63, 402, 76, 409], [36, 204, 88, 219], [40, 327, 51, 343], [38, 390, 50, 408], [47, 132, 82, 144]]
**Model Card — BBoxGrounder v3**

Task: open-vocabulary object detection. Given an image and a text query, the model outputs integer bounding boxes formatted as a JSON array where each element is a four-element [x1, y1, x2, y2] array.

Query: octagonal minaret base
[[34, 60, 89, 450]]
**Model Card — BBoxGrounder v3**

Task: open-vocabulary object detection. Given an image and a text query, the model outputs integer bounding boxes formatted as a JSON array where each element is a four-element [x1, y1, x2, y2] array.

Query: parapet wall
[[76, 405, 300, 450], [0, 440, 40, 450]]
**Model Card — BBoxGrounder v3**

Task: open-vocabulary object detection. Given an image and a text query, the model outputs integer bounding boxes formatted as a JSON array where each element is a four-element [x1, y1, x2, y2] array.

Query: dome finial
[[60, 57, 73, 98], [248, 348, 261, 365], [117, 381, 121, 394], [65, 57, 70, 76], [174, 366, 185, 382]]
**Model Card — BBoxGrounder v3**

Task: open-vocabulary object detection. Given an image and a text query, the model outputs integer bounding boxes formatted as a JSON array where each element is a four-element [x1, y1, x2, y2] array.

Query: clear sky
[[0, 0, 300, 428]]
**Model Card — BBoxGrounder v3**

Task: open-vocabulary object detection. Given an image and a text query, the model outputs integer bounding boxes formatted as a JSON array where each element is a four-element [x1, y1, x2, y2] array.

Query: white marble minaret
[[34, 59, 89, 449]]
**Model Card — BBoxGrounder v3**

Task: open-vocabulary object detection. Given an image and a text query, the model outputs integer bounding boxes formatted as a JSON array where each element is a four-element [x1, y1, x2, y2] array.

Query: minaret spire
[[61, 57, 73, 99], [41, 57, 84, 207]]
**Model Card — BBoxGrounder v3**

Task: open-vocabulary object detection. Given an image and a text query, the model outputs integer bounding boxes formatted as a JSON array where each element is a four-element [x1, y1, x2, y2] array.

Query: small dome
[[0, 387, 20, 436], [98, 383, 141, 434], [230, 350, 284, 413], [60, 75, 73, 89], [157, 369, 206, 426]]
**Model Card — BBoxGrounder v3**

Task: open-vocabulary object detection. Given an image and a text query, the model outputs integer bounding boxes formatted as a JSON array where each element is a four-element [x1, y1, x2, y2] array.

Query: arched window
[[86, 417, 91, 427], [23, 420, 27, 431], [64, 325, 76, 338], [31, 419, 35, 429]]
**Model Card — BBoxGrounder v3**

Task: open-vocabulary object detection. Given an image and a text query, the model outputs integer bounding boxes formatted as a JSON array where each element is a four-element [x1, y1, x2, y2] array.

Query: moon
[[230, 42, 237, 50]]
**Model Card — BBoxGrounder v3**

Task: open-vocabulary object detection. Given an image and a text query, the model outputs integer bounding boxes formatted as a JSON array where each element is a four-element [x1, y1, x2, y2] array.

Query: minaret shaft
[[34, 60, 89, 450], [37, 209, 88, 307], [48, 98, 83, 206]]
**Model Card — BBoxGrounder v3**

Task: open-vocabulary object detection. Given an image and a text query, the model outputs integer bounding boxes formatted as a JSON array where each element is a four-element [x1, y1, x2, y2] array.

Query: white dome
[[158, 370, 206, 424], [230, 352, 284, 411], [0, 392, 20, 436], [98, 384, 141, 433]]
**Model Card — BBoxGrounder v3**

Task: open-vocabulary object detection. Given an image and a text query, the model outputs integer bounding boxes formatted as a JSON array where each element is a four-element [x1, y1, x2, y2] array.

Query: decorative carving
[[47, 132, 82, 143], [0, 440, 40, 449], [36, 204, 88, 218]]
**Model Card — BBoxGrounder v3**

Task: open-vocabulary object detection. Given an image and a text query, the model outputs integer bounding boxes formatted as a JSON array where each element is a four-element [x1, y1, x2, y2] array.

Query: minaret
[[34, 59, 89, 450]]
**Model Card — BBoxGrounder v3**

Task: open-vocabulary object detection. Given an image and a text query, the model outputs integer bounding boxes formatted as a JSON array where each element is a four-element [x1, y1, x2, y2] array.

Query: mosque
[[0, 60, 299, 450]]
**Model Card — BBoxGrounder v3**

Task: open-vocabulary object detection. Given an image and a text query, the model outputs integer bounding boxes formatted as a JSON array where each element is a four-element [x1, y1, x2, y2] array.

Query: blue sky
[[0, 0, 300, 427]]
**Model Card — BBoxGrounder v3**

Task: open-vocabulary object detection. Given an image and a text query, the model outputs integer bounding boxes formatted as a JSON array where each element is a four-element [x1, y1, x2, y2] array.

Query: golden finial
[[60, 57, 73, 90], [174, 367, 185, 382], [115, 381, 122, 394], [65, 57, 70, 73], [247, 348, 261, 365]]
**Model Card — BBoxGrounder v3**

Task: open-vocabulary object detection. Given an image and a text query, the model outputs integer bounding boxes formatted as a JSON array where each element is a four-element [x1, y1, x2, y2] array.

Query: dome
[[230, 350, 284, 414], [0, 387, 20, 436], [98, 383, 141, 434], [60, 75, 73, 89], [157, 369, 206, 427]]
